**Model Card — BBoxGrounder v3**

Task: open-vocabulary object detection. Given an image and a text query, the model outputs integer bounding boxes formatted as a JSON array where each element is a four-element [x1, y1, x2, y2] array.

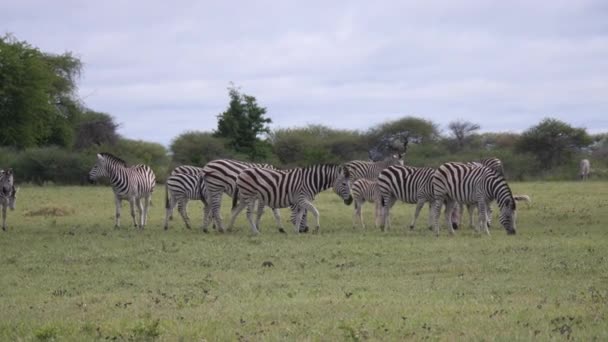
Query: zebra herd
[[1, 151, 532, 236]]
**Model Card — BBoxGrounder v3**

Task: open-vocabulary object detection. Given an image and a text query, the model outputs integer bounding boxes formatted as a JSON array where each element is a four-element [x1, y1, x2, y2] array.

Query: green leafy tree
[[214, 85, 272, 160], [170, 131, 231, 166], [367, 116, 440, 144], [0, 34, 82, 148], [447, 120, 481, 152], [517, 118, 592, 168], [74, 110, 119, 150]]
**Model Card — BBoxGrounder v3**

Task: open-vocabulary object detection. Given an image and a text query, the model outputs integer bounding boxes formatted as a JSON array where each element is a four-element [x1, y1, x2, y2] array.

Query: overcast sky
[[2, 1, 607, 145]]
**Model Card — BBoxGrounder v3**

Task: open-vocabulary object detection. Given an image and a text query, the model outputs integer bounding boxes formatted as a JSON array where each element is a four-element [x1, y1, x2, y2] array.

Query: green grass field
[[1, 182, 607, 341]]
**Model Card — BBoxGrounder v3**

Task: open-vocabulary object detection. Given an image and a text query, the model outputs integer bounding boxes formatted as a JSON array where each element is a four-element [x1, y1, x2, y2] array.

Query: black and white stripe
[[378, 165, 435, 231], [230, 164, 352, 234], [478, 157, 504, 176], [201, 159, 279, 231], [351, 178, 381, 229], [88, 153, 156, 229], [432, 162, 516, 236], [0, 169, 17, 231], [344, 155, 403, 180], [164, 172, 209, 231], [166, 165, 206, 221]]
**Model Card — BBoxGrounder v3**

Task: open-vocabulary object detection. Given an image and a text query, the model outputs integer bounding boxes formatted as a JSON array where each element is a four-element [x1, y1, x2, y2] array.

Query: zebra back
[[378, 165, 435, 204], [89, 153, 156, 197], [203, 159, 276, 196], [478, 157, 504, 176], [344, 156, 403, 180], [171, 165, 205, 176]]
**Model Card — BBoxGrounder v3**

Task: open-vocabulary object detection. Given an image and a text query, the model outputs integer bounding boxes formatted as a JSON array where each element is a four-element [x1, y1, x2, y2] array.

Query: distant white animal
[[580, 159, 590, 181]]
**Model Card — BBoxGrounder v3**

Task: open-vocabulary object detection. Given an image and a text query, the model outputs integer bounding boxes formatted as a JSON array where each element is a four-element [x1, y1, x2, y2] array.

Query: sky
[[2, 0, 607, 146]]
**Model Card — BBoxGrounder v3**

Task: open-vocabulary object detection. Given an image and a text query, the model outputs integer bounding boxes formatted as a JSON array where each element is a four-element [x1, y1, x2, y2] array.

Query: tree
[[0, 34, 83, 148], [367, 116, 440, 144], [214, 85, 272, 160], [517, 118, 592, 168], [170, 131, 231, 166], [74, 110, 119, 150], [448, 120, 480, 151]]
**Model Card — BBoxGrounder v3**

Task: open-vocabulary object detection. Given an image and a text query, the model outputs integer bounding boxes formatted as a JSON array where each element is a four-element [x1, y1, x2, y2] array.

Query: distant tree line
[[1, 34, 605, 184]]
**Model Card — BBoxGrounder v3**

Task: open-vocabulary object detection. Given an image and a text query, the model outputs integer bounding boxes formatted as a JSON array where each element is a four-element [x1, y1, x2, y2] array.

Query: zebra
[[377, 165, 435, 231], [88, 153, 156, 229], [452, 157, 505, 229], [1, 169, 17, 231], [432, 162, 517, 236], [202, 159, 308, 232], [580, 159, 590, 180], [164, 172, 210, 231], [229, 164, 352, 234], [351, 178, 381, 229], [166, 165, 205, 221]]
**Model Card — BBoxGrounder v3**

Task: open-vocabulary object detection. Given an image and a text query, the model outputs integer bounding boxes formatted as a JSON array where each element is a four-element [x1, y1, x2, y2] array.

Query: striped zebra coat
[[432, 162, 516, 236], [166, 165, 207, 222], [378, 165, 435, 231], [0, 169, 17, 231], [164, 172, 209, 231], [230, 164, 352, 234], [343, 155, 404, 180], [88, 153, 156, 229], [351, 179, 381, 229], [202, 159, 308, 232]]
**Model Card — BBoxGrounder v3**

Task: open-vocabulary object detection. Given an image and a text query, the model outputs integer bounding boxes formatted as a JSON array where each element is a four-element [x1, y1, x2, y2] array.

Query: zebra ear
[[341, 166, 350, 179], [97, 153, 103, 160]]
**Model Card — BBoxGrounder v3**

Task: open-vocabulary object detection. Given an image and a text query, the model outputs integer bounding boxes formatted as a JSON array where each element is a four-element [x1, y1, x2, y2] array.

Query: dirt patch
[[25, 206, 75, 217]]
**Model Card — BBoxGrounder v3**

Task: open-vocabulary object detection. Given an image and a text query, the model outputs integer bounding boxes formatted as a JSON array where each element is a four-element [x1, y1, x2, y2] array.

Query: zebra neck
[[303, 166, 335, 195], [108, 166, 129, 191]]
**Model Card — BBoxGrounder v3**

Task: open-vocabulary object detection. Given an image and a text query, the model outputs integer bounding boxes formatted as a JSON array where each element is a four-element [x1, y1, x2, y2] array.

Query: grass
[[0, 182, 607, 341]]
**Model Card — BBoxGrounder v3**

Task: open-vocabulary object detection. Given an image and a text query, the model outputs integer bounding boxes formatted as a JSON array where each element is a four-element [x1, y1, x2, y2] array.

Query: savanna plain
[[0, 182, 607, 341]]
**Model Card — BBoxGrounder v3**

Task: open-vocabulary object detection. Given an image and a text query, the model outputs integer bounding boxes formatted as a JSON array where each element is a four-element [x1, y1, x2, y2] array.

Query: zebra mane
[[99, 152, 127, 167]]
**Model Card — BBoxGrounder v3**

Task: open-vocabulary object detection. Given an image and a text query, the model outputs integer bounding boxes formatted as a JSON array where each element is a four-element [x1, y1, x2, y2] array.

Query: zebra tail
[[513, 194, 531, 204], [232, 187, 239, 209]]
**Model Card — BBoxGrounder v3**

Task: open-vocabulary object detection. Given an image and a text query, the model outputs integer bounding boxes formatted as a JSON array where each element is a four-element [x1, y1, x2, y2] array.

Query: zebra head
[[334, 166, 353, 205], [498, 197, 517, 235], [8, 186, 18, 210], [88, 153, 126, 183], [0, 169, 14, 196]]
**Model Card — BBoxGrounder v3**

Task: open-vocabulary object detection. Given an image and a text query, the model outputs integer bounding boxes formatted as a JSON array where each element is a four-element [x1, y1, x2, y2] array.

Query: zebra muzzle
[[344, 195, 353, 206]]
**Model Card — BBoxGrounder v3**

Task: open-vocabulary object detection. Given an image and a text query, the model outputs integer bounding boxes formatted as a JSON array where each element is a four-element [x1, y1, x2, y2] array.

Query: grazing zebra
[[344, 154, 404, 180], [166, 165, 205, 221], [580, 159, 590, 180], [1, 169, 17, 231], [230, 164, 352, 234], [455, 194, 531, 229], [452, 157, 505, 229], [432, 162, 517, 236], [202, 159, 308, 232], [164, 172, 210, 231], [88, 153, 156, 229], [378, 165, 435, 231], [351, 179, 381, 229]]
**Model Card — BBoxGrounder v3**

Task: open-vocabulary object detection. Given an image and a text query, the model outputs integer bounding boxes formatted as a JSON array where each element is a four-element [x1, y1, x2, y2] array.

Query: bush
[[170, 131, 233, 167], [12, 147, 93, 185]]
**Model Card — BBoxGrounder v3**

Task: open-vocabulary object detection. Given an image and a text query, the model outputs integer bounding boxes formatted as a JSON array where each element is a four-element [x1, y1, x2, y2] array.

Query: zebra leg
[[444, 200, 456, 235], [298, 200, 321, 233], [177, 199, 192, 229], [135, 197, 145, 229], [431, 199, 443, 236], [1, 204, 6, 231], [164, 193, 177, 230], [272, 208, 286, 233], [293, 207, 306, 234], [201, 202, 212, 233], [374, 199, 382, 229], [114, 195, 122, 228], [245, 201, 260, 234], [208, 192, 225, 232], [467, 204, 475, 229], [142, 194, 151, 228], [486, 202, 493, 228], [410, 199, 425, 230], [477, 201, 491, 235], [228, 198, 248, 231], [427, 202, 433, 230], [254, 201, 264, 232]]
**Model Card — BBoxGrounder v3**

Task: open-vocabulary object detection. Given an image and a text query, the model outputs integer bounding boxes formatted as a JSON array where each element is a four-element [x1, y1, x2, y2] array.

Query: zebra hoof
[[452, 222, 459, 230], [163, 226, 168, 230], [278, 228, 286, 233], [299, 226, 309, 233], [409, 225, 414, 230]]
